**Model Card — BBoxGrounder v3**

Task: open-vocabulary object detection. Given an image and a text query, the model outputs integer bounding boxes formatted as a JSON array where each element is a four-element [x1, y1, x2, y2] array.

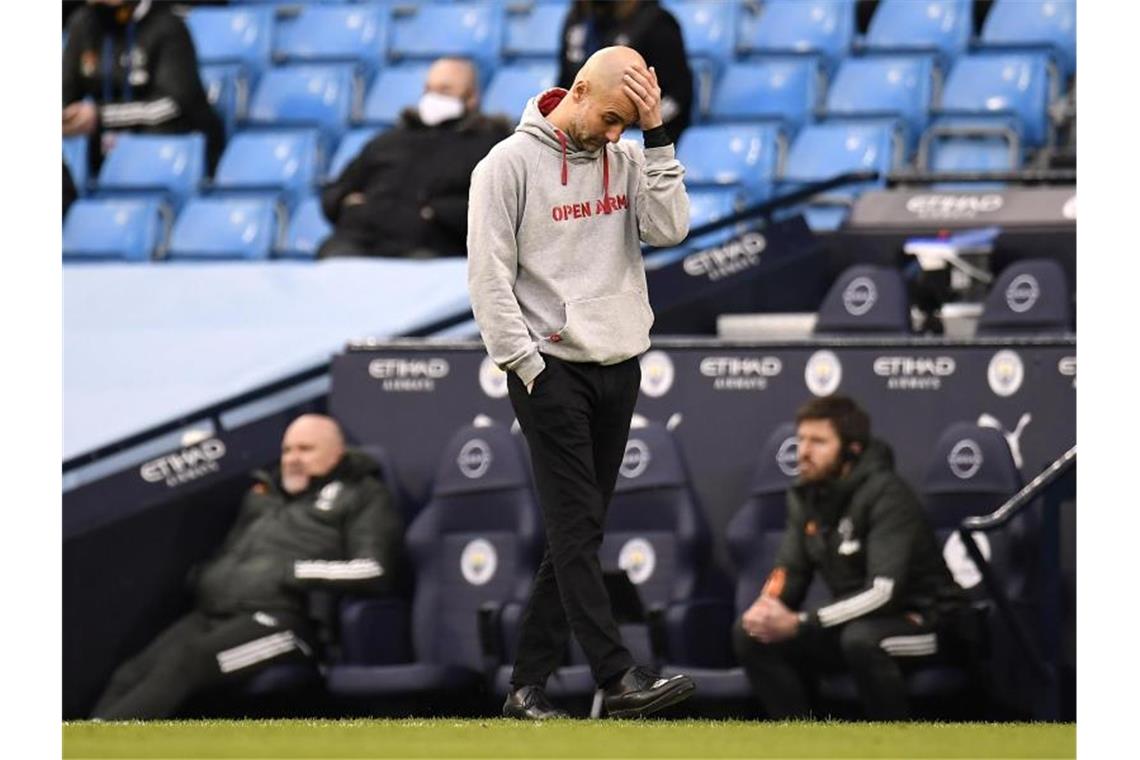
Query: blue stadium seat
[[502, 1, 569, 60], [685, 187, 745, 246], [922, 135, 1019, 191], [977, 259, 1072, 336], [666, 0, 740, 71], [483, 62, 558, 124], [360, 63, 432, 126], [185, 6, 273, 80], [980, 0, 1076, 80], [708, 58, 820, 134], [212, 129, 322, 209], [63, 135, 89, 193], [200, 65, 240, 137], [824, 56, 935, 153], [273, 3, 387, 74], [63, 198, 165, 263], [814, 264, 910, 334], [167, 197, 278, 261], [327, 421, 543, 700], [277, 195, 331, 260], [327, 126, 386, 181], [677, 123, 786, 202], [863, 0, 971, 64], [388, 2, 502, 72], [246, 64, 355, 144], [94, 133, 205, 211], [737, 0, 855, 74], [933, 53, 1055, 150]]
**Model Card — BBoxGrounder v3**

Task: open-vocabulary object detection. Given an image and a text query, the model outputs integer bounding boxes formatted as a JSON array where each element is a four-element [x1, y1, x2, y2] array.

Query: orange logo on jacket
[[805, 520, 818, 537], [551, 194, 629, 222]]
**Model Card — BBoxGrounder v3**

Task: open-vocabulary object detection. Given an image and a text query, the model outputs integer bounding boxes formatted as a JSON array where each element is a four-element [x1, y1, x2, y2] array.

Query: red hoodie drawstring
[[602, 149, 610, 202], [555, 129, 568, 186]]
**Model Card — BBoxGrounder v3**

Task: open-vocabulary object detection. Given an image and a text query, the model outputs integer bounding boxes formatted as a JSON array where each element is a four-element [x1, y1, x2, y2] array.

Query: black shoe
[[602, 666, 696, 718], [502, 685, 570, 720]]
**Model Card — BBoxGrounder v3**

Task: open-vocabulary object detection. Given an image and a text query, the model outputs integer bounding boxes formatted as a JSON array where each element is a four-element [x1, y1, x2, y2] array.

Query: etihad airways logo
[[140, 439, 226, 488], [700, 356, 782, 391], [368, 358, 449, 392], [551, 194, 629, 221], [683, 232, 766, 282], [873, 356, 956, 391]]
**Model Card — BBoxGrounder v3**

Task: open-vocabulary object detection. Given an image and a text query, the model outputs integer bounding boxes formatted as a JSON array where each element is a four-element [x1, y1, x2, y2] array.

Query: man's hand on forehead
[[621, 65, 663, 132]]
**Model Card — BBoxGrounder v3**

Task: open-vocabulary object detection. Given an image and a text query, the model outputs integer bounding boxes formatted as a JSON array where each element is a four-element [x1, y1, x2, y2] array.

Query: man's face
[[796, 418, 845, 484], [569, 83, 637, 152], [280, 421, 343, 495], [424, 60, 476, 112]]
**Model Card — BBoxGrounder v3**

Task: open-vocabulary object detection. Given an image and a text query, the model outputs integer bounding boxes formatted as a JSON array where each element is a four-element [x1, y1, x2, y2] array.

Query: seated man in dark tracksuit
[[732, 395, 968, 720], [91, 414, 404, 720]]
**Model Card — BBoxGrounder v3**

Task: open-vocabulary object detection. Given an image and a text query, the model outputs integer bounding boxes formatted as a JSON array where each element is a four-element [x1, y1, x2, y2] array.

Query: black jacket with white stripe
[[190, 450, 405, 618], [766, 440, 965, 629], [63, 3, 225, 173]]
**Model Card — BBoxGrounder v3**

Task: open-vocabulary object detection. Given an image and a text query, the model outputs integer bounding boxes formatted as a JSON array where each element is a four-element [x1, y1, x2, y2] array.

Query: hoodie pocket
[[559, 290, 653, 364]]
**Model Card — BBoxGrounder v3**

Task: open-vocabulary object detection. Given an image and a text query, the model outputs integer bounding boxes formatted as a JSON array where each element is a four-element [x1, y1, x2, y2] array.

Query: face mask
[[417, 91, 465, 127]]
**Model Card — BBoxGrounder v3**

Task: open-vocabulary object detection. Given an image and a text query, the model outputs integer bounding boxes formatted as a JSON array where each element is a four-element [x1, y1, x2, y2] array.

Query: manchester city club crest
[[805, 350, 843, 397], [478, 356, 509, 399], [618, 538, 656, 585], [987, 350, 1024, 397], [460, 538, 498, 586], [639, 350, 675, 398]]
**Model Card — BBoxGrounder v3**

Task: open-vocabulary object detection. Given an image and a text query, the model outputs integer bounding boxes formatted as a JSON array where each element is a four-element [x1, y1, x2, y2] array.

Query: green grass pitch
[[63, 718, 1075, 759]]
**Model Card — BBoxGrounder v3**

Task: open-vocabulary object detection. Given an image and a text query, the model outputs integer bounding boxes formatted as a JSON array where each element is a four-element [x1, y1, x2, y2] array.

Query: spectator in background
[[319, 58, 511, 259], [90, 414, 404, 720], [732, 395, 969, 720], [63, 0, 226, 176], [557, 0, 693, 143]]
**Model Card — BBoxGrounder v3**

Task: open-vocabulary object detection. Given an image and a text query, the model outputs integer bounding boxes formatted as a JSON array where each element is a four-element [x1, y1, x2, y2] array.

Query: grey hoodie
[[467, 88, 690, 386]]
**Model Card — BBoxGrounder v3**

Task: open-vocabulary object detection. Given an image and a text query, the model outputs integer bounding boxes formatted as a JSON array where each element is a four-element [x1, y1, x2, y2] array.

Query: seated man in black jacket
[[90, 414, 404, 720], [319, 57, 511, 259], [732, 395, 967, 720]]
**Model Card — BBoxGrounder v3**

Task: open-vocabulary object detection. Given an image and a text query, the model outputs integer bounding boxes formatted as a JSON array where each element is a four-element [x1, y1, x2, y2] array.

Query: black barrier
[[331, 337, 1076, 567]]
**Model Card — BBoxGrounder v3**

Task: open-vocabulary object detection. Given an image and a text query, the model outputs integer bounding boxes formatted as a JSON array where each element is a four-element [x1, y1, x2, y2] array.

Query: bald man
[[468, 46, 694, 719], [91, 415, 404, 719], [320, 57, 511, 259]]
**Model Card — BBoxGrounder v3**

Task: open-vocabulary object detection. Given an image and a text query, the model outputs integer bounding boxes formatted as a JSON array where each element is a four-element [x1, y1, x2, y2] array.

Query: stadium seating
[[387, 1, 502, 74], [212, 130, 323, 209], [737, 0, 855, 74], [707, 58, 820, 134], [666, 0, 739, 70], [276, 195, 331, 260], [272, 3, 387, 74], [185, 6, 274, 89], [94, 133, 206, 211], [677, 123, 786, 203], [979, 0, 1076, 81], [245, 64, 355, 144], [862, 0, 971, 64], [814, 264, 911, 334], [327, 127, 385, 181], [483, 61, 558, 124], [502, 1, 569, 60], [977, 259, 1072, 336], [63, 198, 166, 262], [327, 420, 543, 700], [824, 56, 935, 153], [200, 64, 241, 137], [922, 136, 1020, 175], [684, 187, 746, 247], [360, 63, 432, 126], [166, 197, 279, 260], [63, 135, 88, 193]]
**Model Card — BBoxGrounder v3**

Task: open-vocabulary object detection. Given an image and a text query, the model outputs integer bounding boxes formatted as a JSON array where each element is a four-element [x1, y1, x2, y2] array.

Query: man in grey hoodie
[[467, 45, 695, 720]]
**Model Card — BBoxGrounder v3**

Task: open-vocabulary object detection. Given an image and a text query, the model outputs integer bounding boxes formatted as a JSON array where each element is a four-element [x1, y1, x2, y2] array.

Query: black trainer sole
[[605, 678, 697, 719]]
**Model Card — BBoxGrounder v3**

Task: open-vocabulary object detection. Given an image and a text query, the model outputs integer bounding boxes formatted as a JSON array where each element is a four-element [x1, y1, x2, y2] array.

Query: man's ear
[[572, 80, 589, 102]]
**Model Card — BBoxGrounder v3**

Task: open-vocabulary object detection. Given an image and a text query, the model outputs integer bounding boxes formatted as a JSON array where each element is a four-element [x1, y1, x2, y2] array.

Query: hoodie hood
[[792, 437, 897, 511], [517, 88, 613, 193]]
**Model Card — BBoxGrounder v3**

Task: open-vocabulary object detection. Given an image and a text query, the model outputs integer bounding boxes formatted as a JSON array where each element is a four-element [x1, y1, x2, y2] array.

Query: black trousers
[[91, 609, 313, 720], [507, 353, 641, 689], [731, 614, 945, 720]]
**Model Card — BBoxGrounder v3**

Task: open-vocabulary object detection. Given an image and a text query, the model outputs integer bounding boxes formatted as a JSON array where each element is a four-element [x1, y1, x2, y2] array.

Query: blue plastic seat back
[[484, 62, 558, 125], [685, 187, 744, 246], [981, 0, 1076, 79], [247, 64, 354, 142], [388, 2, 502, 69], [815, 264, 910, 334], [824, 56, 934, 145], [783, 122, 896, 185], [361, 63, 432, 126], [738, 0, 855, 72], [929, 136, 1018, 174], [978, 258, 1071, 335], [63, 135, 89, 192], [278, 195, 330, 260], [213, 129, 321, 202], [708, 58, 819, 133], [503, 1, 569, 59], [200, 65, 239, 136], [185, 7, 273, 77], [63, 198, 163, 262], [167, 197, 277, 260], [666, 0, 739, 69], [677, 123, 784, 201], [599, 423, 710, 606], [406, 421, 542, 667], [328, 126, 386, 181], [95, 133, 205, 210], [864, 0, 971, 61], [274, 4, 387, 69], [939, 53, 1052, 148]]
